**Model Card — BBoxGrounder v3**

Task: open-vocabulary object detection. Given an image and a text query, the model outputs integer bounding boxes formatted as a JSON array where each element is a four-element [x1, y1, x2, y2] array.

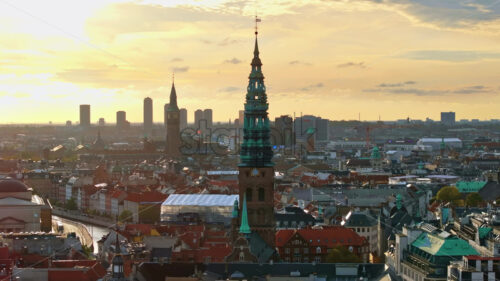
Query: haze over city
[[1, 0, 500, 124]]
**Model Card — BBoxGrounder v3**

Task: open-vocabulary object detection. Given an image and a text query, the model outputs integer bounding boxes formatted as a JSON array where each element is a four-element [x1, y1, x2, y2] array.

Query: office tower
[[166, 82, 181, 157], [66, 121, 72, 127], [180, 108, 187, 129], [315, 117, 329, 141], [194, 109, 203, 127], [116, 111, 127, 129], [294, 115, 316, 143], [79, 104, 90, 128], [275, 115, 294, 146], [236, 29, 275, 249], [203, 109, 213, 128], [143, 97, 153, 133], [98, 118, 105, 127], [441, 112, 456, 126], [238, 110, 244, 127]]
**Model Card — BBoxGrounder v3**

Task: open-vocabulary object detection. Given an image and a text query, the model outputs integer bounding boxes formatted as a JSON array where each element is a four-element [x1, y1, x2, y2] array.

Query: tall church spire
[[168, 74, 178, 111], [239, 194, 251, 234], [110, 232, 125, 280], [240, 19, 273, 167]]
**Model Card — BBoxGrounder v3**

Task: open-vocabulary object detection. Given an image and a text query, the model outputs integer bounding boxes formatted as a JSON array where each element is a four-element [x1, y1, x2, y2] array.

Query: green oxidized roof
[[239, 194, 251, 234], [239, 32, 274, 168], [456, 181, 486, 193], [412, 232, 478, 256], [478, 227, 492, 239], [371, 146, 381, 159]]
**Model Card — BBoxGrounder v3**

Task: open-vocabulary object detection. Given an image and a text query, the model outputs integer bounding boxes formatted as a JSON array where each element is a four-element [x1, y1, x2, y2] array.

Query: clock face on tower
[[251, 168, 259, 176]]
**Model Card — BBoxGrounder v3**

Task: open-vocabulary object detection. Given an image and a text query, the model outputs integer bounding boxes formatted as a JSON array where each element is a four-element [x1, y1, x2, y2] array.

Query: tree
[[436, 186, 461, 203], [119, 210, 133, 223], [325, 246, 362, 263], [65, 197, 77, 210], [465, 192, 483, 207]]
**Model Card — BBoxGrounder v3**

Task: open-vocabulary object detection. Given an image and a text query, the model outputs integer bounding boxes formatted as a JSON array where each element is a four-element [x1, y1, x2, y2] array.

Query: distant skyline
[[1, 0, 500, 123]]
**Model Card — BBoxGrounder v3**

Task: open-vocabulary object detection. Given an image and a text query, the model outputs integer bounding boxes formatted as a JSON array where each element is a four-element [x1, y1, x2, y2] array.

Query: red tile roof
[[125, 191, 167, 203], [276, 226, 367, 248]]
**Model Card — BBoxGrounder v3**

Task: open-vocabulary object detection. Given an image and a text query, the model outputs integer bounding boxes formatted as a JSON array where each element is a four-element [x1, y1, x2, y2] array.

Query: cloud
[[224, 58, 242, 64], [219, 86, 241, 92], [170, 57, 183, 62], [300, 83, 324, 92], [218, 37, 240, 46], [172, 66, 189, 73], [399, 50, 500, 62], [378, 81, 417, 87], [453, 85, 490, 94], [364, 84, 493, 96], [333, 0, 500, 30], [289, 60, 312, 66], [337, 62, 366, 68]]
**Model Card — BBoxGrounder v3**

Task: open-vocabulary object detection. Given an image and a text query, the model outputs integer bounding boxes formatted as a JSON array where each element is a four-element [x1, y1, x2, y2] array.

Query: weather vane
[[255, 15, 261, 35], [172, 72, 174, 84]]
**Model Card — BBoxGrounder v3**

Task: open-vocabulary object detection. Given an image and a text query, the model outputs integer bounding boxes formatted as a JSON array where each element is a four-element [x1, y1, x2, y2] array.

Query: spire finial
[[255, 15, 261, 36], [172, 72, 175, 84]]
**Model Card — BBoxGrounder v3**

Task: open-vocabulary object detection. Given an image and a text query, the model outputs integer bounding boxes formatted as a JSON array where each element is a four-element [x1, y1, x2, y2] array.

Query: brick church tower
[[237, 25, 275, 249], [166, 79, 181, 158]]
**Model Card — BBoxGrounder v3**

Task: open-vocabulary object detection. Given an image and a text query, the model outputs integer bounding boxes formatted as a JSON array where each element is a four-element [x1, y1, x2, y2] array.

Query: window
[[294, 248, 300, 254], [285, 248, 290, 254], [239, 252, 245, 261], [314, 256, 321, 263], [246, 188, 252, 201], [316, 247, 321, 254], [303, 248, 308, 254], [258, 188, 265, 201]]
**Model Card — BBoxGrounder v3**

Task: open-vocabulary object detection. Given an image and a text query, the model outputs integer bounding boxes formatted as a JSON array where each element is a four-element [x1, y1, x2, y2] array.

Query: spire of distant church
[[110, 231, 125, 280], [168, 73, 178, 111], [239, 194, 251, 234], [239, 17, 273, 167]]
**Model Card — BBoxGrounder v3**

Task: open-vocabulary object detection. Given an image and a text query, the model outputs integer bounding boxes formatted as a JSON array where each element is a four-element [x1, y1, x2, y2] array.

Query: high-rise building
[[194, 109, 203, 127], [294, 115, 316, 142], [237, 29, 275, 249], [238, 110, 244, 127], [66, 120, 72, 127], [166, 82, 180, 157], [203, 109, 213, 128], [116, 111, 128, 129], [274, 115, 294, 146], [315, 117, 329, 141], [180, 108, 187, 129], [441, 112, 456, 126], [98, 118, 105, 127], [79, 104, 90, 128], [143, 97, 153, 133]]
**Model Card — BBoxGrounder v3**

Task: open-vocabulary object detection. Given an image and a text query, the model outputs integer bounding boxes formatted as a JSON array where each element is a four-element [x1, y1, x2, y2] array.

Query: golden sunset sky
[[1, 0, 500, 124]]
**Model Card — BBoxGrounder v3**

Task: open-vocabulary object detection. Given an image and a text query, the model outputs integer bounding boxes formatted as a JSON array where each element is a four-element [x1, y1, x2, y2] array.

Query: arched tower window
[[258, 188, 265, 201], [246, 188, 253, 202]]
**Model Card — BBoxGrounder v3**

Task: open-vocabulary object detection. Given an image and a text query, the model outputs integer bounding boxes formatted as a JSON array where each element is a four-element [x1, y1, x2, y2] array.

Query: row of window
[[284, 256, 322, 263], [246, 188, 265, 202]]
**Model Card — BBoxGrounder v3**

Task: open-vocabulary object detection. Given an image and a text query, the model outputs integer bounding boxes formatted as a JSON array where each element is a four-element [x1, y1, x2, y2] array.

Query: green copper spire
[[239, 194, 251, 234], [232, 199, 239, 218], [239, 27, 273, 167], [440, 137, 445, 151]]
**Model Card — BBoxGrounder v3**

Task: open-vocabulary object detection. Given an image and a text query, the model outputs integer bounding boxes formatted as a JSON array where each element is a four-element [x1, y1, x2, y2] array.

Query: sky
[[1, 0, 500, 124]]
